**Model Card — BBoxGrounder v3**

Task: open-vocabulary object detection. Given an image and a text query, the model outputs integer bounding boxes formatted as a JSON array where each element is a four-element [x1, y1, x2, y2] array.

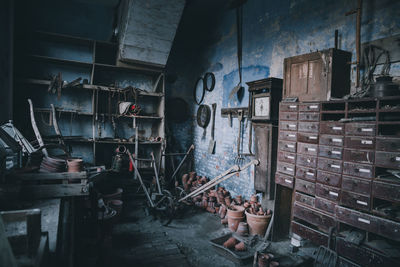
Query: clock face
[[254, 96, 270, 117]]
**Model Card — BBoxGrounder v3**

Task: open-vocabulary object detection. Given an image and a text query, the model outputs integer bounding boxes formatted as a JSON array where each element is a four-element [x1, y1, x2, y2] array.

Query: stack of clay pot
[[245, 195, 272, 236], [223, 237, 246, 252]]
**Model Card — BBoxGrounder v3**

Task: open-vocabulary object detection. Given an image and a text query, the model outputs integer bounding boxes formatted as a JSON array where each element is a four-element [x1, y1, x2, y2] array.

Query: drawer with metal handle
[[344, 136, 375, 150], [275, 172, 294, 189], [343, 149, 374, 164], [280, 103, 298, 112], [343, 162, 374, 179], [295, 178, 316, 196], [280, 121, 298, 131], [278, 140, 297, 153], [279, 112, 298, 121], [318, 145, 343, 160], [297, 142, 318, 156], [345, 123, 376, 136], [297, 132, 319, 144], [277, 162, 295, 176], [340, 190, 371, 212], [298, 122, 319, 133], [320, 122, 345, 135], [376, 137, 400, 152], [278, 151, 296, 164], [375, 151, 400, 170], [372, 180, 400, 203], [279, 131, 297, 142], [319, 135, 344, 147], [293, 202, 336, 233], [299, 103, 320, 112], [317, 158, 343, 174], [316, 170, 341, 187], [299, 112, 319, 121], [296, 154, 317, 168], [315, 197, 336, 214], [315, 183, 340, 202], [296, 166, 317, 182], [342, 176, 371, 195], [294, 192, 315, 207]]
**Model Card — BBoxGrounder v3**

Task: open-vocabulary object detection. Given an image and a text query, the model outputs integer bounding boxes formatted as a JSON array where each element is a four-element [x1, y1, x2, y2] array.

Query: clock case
[[247, 77, 283, 122]]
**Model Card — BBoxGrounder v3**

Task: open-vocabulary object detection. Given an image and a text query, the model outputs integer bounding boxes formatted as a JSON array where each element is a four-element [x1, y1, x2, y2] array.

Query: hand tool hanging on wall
[[196, 104, 211, 137], [208, 103, 217, 154], [235, 109, 245, 164], [229, 5, 244, 100], [193, 76, 205, 105]]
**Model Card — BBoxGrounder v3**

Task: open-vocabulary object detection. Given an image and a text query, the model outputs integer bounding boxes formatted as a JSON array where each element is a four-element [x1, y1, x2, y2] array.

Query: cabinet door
[[254, 123, 275, 198]]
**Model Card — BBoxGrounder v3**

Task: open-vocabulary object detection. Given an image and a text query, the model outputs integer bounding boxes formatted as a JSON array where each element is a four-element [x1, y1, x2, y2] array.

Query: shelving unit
[[15, 31, 166, 172]]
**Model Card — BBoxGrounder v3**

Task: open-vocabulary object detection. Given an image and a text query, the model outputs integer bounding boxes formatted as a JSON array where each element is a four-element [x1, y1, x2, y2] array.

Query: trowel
[[208, 103, 217, 154]]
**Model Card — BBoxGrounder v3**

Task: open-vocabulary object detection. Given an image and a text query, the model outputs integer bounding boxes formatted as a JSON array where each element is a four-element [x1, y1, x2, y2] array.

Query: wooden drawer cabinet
[[293, 203, 336, 232], [299, 112, 319, 121], [320, 122, 344, 135], [343, 162, 374, 179], [298, 122, 319, 133], [345, 123, 376, 136], [295, 178, 315, 196], [275, 172, 294, 189], [340, 190, 370, 212], [291, 221, 328, 247], [294, 192, 315, 207], [342, 176, 371, 195], [375, 151, 400, 169], [345, 136, 375, 150], [296, 154, 317, 168], [318, 145, 343, 160], [372, 180, 400, 203], [280, 103, 298, 112], [343, 149, 374, 164], [316, 170, 341, 187], [315, 197, 335, 214], [299, 103, 320, 112], [297, 142, 318, 156], [277, 162, 295, 176], [316, 183, 340, 202], [278, 151, 296, 164], [278, 140, 297, 153], [376, 137, 400, 152], [320, 135, 344, 147], [279, 112, 298, 121], [296, 166, 316, 182], [297, 132, 319, 144], [279, 131, 297, 142], [280, 121, 297, 131], [317, 158, 343, 174]]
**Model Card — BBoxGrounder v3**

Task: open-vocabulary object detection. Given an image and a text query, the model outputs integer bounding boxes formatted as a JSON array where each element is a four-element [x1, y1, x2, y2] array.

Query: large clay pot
[[245, 209, 271, 236], [227, 215, 244, 231], [226, 206, 245, 218]]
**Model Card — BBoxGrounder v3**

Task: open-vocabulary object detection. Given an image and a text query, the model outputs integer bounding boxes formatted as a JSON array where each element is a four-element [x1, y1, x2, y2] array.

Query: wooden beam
[[12, 171, 87, 181], [21, 184, 88, 200]]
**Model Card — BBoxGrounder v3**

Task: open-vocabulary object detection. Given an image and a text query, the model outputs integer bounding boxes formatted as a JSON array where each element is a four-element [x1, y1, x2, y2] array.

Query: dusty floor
[[108, 200, 315, 267]]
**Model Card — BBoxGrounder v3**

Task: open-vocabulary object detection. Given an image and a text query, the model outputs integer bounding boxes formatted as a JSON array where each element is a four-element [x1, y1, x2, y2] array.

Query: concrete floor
[[108, 200, 315, 267]]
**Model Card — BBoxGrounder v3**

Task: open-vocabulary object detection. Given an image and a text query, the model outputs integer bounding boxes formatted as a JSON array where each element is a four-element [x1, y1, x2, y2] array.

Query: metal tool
[[208, 103, 217, 154], [164, 144, 195, 184], [235, 109, 245, 164]]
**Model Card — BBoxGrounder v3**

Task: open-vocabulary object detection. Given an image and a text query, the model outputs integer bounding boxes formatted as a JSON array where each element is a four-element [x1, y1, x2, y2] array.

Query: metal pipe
[[170, 144, 195, 182], [151, 152, 162, 194]]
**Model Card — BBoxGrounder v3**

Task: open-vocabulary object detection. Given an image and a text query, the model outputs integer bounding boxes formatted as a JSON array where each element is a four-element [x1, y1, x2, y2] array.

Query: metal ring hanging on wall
[[193, 77, 205, 105], [204, 72, 215, 92], [196, 104, 211, 128]]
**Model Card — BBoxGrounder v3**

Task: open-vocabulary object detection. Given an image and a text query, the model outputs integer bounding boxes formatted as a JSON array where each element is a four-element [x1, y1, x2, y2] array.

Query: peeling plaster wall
[[166, 0, 400, 200]]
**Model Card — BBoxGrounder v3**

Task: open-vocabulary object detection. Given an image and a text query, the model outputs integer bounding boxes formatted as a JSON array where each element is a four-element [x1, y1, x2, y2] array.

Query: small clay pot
[[208, 196, 216, 202], [234, 241, 246, 251], [243, 201, 250, 209], [182, 174, 188, 186], [227, 215, 245, 231], [250, 194, 258, 203], [236, 222, 249, 236], [219, 205, 227, 219], [270, 261, 279, 267], [225, 196, 232, 206], [235, 195, 242, 205], [221, 217, 228, 224], [223, 237, 238, 249], [108, 199, 123, 215], [258, 254, 270, 267], [206, 206, 215, 213], [215, 206, 220, 213], [189, 171, 196, 179]]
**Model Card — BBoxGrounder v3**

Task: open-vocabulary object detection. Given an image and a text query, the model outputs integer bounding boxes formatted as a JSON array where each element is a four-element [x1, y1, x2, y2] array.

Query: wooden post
[[26, 209, 41, 257]]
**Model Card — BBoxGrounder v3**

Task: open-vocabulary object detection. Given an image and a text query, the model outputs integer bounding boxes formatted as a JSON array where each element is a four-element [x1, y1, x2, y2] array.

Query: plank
[[14, 171, 87, 181], [21, 184, 88, 199]]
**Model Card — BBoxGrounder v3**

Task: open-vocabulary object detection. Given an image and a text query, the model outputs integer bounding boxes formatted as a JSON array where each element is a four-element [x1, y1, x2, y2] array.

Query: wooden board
[[13, 171, 87, 181], [21, 184, 88, 199]]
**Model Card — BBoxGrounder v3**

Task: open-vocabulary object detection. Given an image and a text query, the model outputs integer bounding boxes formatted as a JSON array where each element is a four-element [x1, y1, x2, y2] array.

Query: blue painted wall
[[166, 0, 400, 200]]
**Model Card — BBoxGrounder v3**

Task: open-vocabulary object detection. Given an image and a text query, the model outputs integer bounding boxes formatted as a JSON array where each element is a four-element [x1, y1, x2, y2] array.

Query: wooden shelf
[[94, 62, 162, 75], [44, 137, 162, 145], [34, 108, 92, 116], [29, 54, 93, 68]]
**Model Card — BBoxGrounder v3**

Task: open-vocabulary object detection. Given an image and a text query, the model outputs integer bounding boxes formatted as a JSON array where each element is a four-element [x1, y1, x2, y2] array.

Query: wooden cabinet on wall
[[275, 97, 400, 264]]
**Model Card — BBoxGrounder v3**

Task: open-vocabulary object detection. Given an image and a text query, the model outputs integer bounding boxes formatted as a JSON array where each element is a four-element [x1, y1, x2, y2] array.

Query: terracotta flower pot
[[67, 159, 83, 173], [225, 196, 232, 206], [221, 217, 228, 224], [234, 241, 246, 251], [236, 222, 249, 236], [189, 171, 196, 179], [219, 205, 227, 219], [245, 209, 272, 236], [227, 215, 245, 231], [235, 195, 242, 205], [223, 237, 238, 249], [108, 199, 123, 215], [226, 206, 245, 218], [243, 201, 250, 209], [206, 206, 215, 213], [270, 261, 279, 267], [250, 194, 258, 203], [258, 254, 269, 267], [182, 174, 188, 186]]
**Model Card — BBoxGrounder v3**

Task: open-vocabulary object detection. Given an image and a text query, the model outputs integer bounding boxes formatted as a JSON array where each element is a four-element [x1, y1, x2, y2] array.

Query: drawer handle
[[288, 134, 296, 138], [361, 140, 373, 145], [306, 147, 316, 152], [286, 144, 295, 148], [332, 126, 342, 130], [331, 138, 342, 143], [286, 115, 290, 119], [324, 177, 330, 182], [356, 200, 368, 206], [332, 151, 342, 155], [329, 164, 341, 169], [360, 128, 373, 132], [358, 218, 370, 224], [306, 171, 314, 176], [309, 105, 318, 109], [284, 167, 294, 172], [391, 156, 400, 162], [288, 124, 296, 128], [306, 115, 310, 119], [309, 136, 317, 140], [357, 168, 371, 173], [286, 155, 295, 160], [329, 191, 338, 197], [284, 179, 292, 184], [307, 158, 312, 163], [289, 105, 297, 109]]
